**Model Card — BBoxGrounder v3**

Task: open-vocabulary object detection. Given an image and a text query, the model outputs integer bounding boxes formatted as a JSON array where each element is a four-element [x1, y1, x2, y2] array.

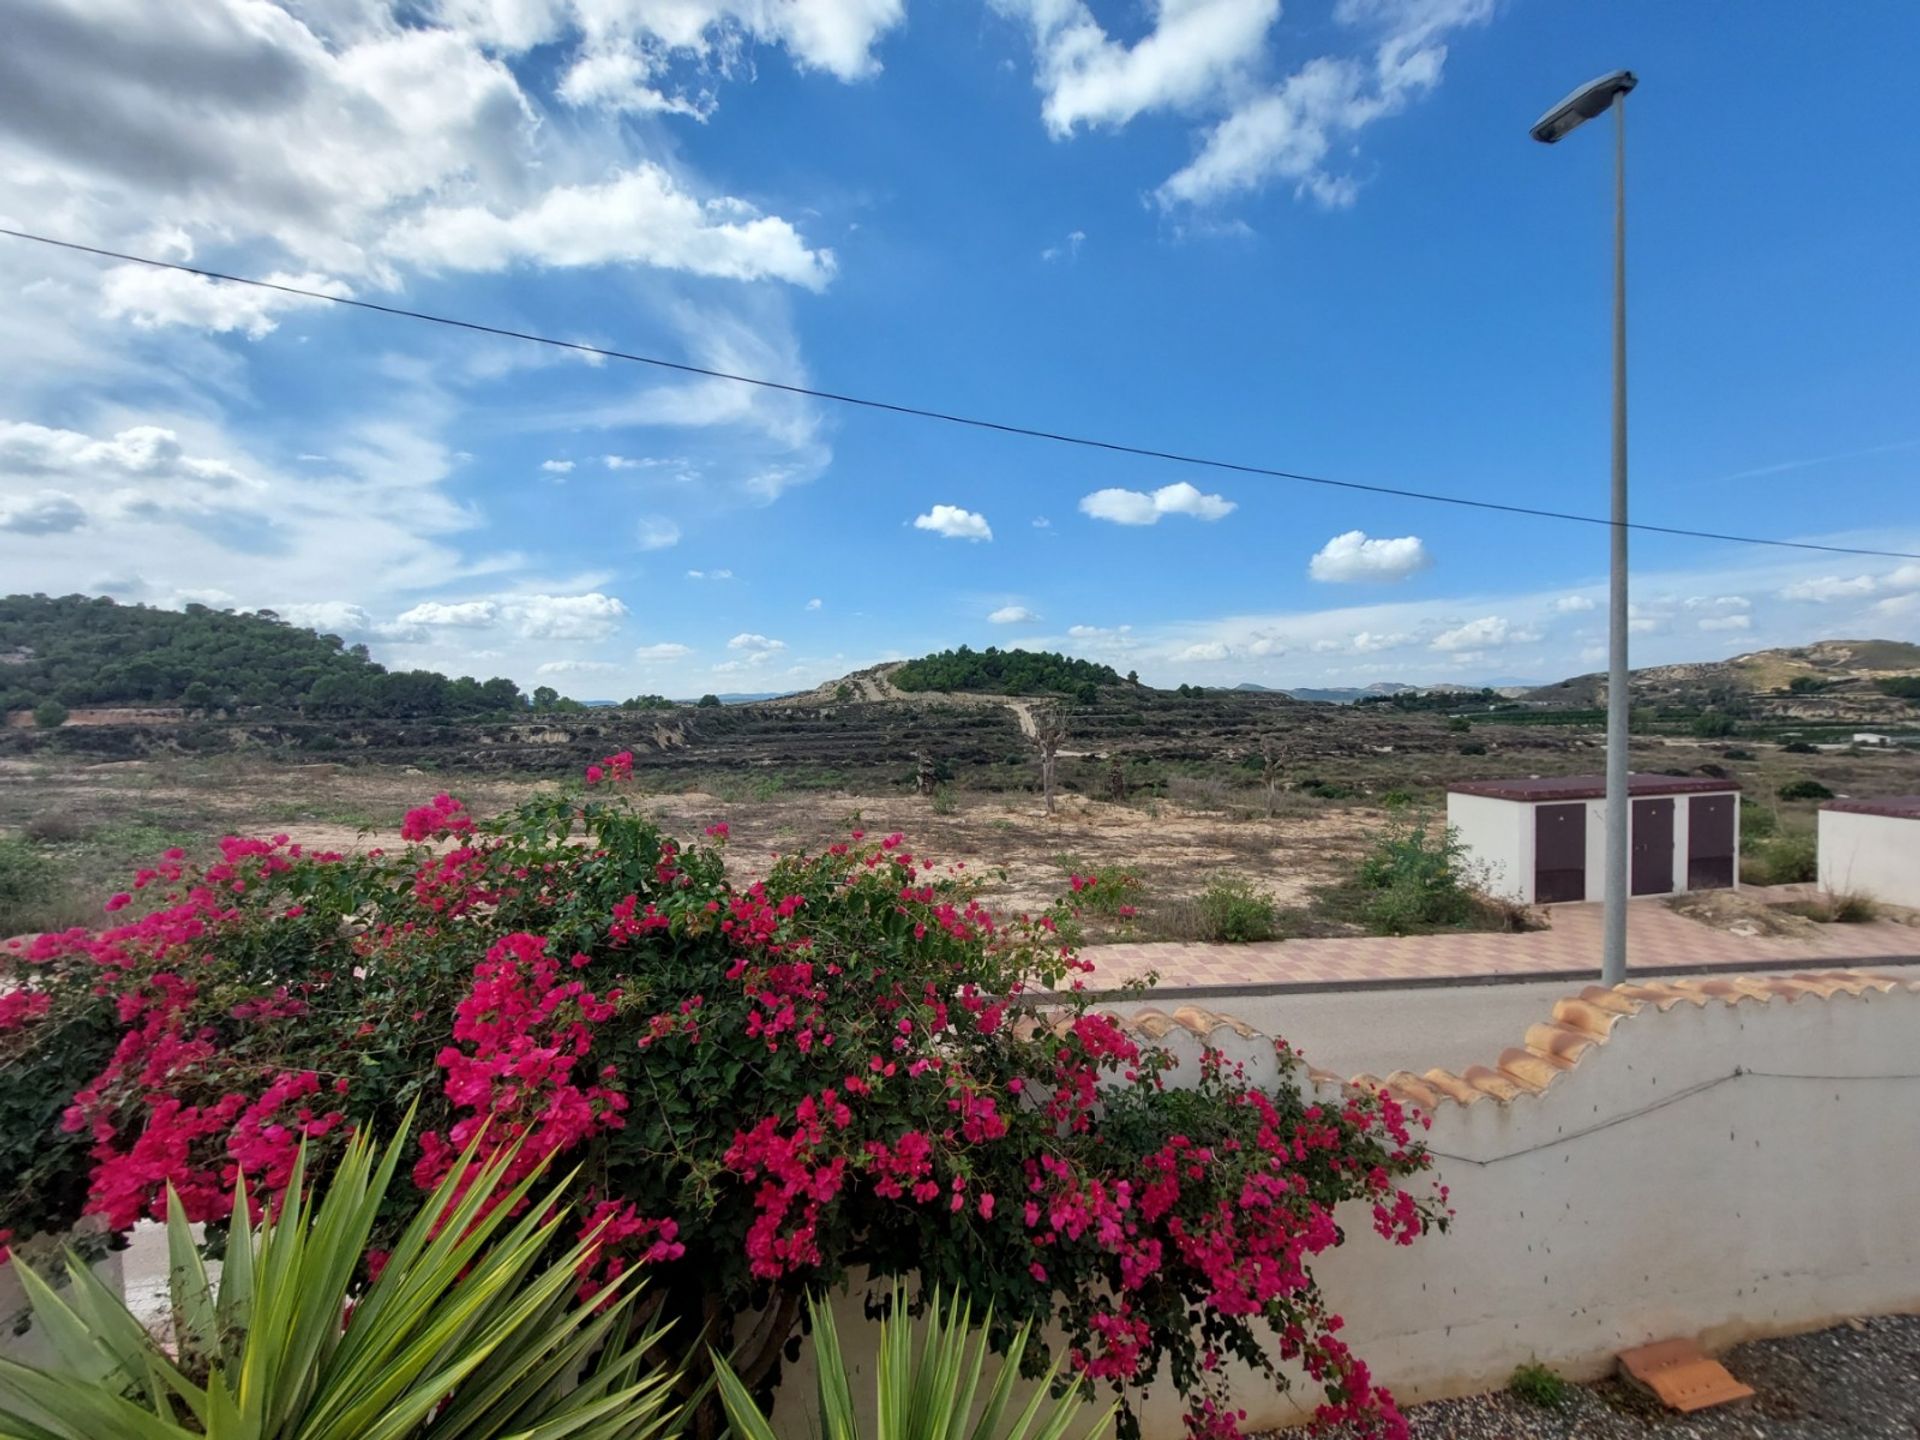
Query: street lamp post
[[1532, 69, 1637, 987]]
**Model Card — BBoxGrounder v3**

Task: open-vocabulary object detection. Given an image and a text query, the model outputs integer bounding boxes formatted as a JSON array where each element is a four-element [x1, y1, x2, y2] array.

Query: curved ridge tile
[[1054, 968, 1915, 1113]]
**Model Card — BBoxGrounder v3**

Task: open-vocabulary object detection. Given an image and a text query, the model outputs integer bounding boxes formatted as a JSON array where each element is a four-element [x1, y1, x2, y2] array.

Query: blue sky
[[1, 0, 1916, 696]]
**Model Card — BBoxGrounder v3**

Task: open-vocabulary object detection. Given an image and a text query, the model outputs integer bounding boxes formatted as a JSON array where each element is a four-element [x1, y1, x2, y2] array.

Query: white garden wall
[[772, 972, 1920, 1437], [1819, 807, 1920, 908]]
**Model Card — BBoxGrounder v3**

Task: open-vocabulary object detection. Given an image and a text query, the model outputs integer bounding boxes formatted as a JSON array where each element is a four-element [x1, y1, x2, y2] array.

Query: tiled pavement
[[1080, 890, 1920, 993]]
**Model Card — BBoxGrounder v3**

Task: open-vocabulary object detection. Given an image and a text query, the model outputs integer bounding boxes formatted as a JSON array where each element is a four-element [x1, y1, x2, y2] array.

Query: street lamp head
[[1530, 69, 1637, 143]]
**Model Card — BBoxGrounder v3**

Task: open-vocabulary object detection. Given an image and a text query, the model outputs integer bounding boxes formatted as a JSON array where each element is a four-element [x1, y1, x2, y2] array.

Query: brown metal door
[[1631, 797, 1675, 895], [1688, 795, 1735, 890], [1534, 803, 1587, 902]]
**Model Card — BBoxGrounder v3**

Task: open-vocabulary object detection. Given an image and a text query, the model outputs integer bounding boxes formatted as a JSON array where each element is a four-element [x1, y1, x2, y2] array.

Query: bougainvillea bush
[[0, 758, 1444, 1439]]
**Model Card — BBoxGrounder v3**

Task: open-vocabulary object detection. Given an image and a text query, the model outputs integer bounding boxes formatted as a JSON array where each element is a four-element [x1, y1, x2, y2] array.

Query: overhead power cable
[[4, 225, 1916, 562]]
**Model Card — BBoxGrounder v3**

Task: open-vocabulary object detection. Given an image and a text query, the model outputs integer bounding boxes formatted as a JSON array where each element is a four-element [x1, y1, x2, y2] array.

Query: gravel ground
[[1402, 1316, 1920, 1439]]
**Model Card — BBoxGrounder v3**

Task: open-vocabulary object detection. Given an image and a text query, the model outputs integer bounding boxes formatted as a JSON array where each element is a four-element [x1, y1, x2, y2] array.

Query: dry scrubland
[[4, 691, 1917, 942]]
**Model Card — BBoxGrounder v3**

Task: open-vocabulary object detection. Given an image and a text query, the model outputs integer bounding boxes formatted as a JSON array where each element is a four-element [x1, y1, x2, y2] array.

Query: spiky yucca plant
[[713, 1286, 1114, 1440], [0, 1126, 681, 1440]]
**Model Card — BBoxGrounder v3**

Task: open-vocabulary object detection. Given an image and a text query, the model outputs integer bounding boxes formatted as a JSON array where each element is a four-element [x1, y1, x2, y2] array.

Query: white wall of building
[[1446, 792, 1528, 901], [1450, 790, 1739, 907], [1820, 810, 1920, 907]]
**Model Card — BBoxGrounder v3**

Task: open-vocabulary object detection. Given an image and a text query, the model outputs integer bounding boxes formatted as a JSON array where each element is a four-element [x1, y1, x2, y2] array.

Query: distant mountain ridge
[[1525, 639, 1920, 722]]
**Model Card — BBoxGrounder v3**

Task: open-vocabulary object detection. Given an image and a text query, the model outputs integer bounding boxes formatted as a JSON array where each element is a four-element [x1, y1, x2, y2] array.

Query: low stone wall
[[774, 970, 1920, 1436]]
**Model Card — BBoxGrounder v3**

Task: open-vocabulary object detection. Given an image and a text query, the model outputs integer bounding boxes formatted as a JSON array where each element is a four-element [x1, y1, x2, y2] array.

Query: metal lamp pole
[[1532, 70, 1637, 987]]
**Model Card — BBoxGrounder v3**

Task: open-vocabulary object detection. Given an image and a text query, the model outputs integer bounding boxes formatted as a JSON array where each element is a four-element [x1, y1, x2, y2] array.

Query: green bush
[[1777, 778, 1834, 802], [1059, 860, 1144, 917], [696, 692, 722, 707], [0, 836, 59, 934], [1445, 716, 1472, 733], [1739, 803, 1778, 840], [1508, 1361, 1570, 1408], [32, 700, 68, 729], [1874, 676, 1920, 700], [1689, 711, 1736, 738], [1194, 873, 1278, 942], [1742, 832, 1817, 886], [1349, 818, 1477, 935], [1781, 740, 1817, 754]]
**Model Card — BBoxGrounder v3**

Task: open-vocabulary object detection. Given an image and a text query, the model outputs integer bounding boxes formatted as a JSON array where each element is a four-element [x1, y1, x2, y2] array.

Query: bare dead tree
[[916, 750, 937, 797], [1259, 734, 1286, 819], [1031, 705, 1067, 815], [1105, 752, 1128, 803]]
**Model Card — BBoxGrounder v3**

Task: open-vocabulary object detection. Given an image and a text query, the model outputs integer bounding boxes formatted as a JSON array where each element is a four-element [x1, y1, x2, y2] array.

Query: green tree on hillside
[[0, 594, 530, 720], [892, 646, 1120, 696]]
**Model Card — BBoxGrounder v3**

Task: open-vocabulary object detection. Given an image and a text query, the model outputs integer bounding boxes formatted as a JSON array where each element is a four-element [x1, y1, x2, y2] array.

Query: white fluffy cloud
[[98, 266, 353, 339], [728, 632, 786, 653], [1698, 613, 1752, 632], [686, 569, 735, 580], [274, 601, 379, 638], [395, 592, 629, 640], [996, 0, 1488, 209], [1780, 567, 1920, 603], [1552, 594, 1598, 614], [440, 0, 907, 115], [634, 516, 681, 551], [510, 593, 628, 639], [1173, 640, 1231, 662], [541, 459, 576, 474], [1349, 630, 1414, 653], [988, 605, 1039, 624], [536, 658, 618, 676], [913, 505, 993, 541], [805, 597, 823, 610], [634, 642, 694, 661], [1158, 0, 1492, 208], [1779, 574, 1879, 602], [383, 166, 834, 289], [723, 632, 787, 667], [0, 1, 837, 314], [1000, 0, 1279, 136], [1430, 615, 1536, 652], [397, 599, 501, 628], [1307, 530, 1429, 583], [1078, 481, 1235, 526]]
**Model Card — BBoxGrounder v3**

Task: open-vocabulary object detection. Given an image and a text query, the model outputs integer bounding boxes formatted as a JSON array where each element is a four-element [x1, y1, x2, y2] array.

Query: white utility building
[[1818, 797, 1920, 908], [1446, 773, 1741, 906]]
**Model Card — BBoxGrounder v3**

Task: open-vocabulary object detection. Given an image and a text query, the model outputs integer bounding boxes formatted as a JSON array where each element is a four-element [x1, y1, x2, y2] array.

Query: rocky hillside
[[1526, 640, 1920, 722]]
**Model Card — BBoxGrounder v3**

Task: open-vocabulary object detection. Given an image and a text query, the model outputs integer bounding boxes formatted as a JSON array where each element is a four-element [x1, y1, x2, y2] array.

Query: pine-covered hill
[[0, 593, 525, 718], [890, 645, 1125, 699]]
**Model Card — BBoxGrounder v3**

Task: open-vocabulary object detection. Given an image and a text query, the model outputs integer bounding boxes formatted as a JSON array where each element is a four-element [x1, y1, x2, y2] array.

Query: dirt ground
[[5, 720, 1917, 941], [0, 752, 1389, 939]]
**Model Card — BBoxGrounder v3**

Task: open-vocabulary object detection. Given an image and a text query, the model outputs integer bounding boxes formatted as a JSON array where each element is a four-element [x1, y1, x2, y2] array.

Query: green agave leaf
[[0, 1118, 684, 1440], [165, 1188, 218, 1375]]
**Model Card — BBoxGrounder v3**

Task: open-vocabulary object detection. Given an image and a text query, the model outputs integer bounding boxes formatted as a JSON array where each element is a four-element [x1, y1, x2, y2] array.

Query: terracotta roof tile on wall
[[1099, 970, 1917, 1113]]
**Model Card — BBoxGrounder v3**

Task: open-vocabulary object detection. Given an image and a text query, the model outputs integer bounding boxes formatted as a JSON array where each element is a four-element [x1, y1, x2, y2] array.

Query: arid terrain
[[5, 681, 1917, 942]]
